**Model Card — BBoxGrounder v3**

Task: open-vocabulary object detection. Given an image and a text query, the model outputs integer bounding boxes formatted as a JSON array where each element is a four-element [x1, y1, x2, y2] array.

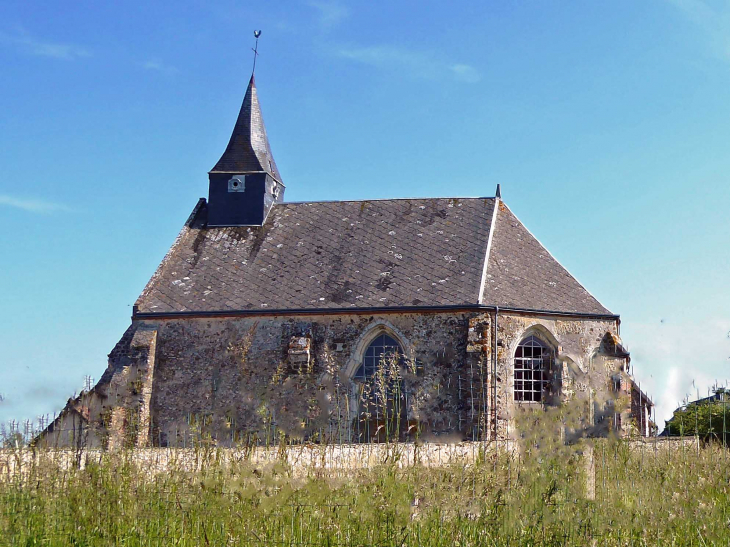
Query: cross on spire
[[252, 30, 261, 75]]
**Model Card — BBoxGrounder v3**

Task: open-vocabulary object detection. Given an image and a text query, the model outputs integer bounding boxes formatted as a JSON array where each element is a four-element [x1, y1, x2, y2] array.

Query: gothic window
[[354, 334, 403, 379], [352, 333, 408, 442], [514, 335, 551, 402]]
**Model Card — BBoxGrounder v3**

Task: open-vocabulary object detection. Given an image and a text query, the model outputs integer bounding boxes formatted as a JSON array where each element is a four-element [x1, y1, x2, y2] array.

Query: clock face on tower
[[228, 175, 246, 193]]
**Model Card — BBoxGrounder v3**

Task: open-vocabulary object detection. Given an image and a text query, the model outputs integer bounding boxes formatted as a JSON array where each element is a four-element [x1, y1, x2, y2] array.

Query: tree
[[1, 432, 25, 449], [665, 394, 730, 445]]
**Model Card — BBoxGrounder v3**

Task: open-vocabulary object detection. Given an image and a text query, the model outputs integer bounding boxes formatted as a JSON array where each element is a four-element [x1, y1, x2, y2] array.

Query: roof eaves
[[132, 303, 620, 320]]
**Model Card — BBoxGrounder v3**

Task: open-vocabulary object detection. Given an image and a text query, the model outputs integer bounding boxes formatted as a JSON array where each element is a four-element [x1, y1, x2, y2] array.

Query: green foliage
[[1, 441, 729, 546], [1, 432, 24, 449], [666, 401, 730, 444]]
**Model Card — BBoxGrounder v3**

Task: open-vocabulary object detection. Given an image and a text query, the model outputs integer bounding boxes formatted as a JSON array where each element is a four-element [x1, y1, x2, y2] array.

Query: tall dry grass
[[1, 437, 729, 546]]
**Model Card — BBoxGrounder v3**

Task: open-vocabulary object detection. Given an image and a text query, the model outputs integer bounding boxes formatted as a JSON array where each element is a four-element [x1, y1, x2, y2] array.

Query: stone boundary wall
[[0, 438, 700, 481], [2, 442, 512, 479]]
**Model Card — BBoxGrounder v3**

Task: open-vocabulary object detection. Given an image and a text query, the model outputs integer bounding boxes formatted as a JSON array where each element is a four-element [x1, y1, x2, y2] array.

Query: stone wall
[[139, 312, 475, 446], [73, 310, 630, 448], [0, 438, 698, 483], [491, 313, 628, 440], [1, 442, 515, 480]]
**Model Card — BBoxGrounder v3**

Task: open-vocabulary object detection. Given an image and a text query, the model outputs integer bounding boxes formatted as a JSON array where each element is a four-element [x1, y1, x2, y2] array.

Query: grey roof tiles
[[135, 197, 613, 316], [481, 201, 612, 315]]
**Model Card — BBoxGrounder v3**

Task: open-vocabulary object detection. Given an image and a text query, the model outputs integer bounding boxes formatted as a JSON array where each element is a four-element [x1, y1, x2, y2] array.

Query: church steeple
[[207, 73, 285, 227], [210, 75, 282, 182]]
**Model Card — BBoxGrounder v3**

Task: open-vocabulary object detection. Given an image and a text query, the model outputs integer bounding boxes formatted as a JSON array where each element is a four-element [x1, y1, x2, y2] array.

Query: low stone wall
[[0, 437, 701, 481], [627, 436, 701, 451], [1, 441, 519, 480]]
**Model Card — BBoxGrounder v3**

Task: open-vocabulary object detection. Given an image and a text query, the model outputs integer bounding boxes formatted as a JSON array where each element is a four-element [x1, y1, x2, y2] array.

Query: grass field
[[2, 437, 729, 546]]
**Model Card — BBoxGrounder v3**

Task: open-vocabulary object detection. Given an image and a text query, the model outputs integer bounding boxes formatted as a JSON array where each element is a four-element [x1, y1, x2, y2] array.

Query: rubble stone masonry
[[65, 310, 629, 449]]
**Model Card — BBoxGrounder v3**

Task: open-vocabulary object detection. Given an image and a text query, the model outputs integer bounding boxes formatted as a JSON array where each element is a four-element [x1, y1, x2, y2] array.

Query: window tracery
[[514, 335, 552, 402], [353, 334, 403, 379]]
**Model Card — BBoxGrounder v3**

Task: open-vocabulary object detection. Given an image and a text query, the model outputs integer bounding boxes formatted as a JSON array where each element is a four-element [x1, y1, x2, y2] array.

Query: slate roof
[[135, 197, 613, 316], [137, 198, 493, 312], [210, 75, 282, 182], [481, 201, 612, 315]]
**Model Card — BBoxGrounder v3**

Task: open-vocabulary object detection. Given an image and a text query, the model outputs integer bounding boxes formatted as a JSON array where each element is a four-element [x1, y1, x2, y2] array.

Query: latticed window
[[514, 335, 551, 402], [354, 334, 403, 379]]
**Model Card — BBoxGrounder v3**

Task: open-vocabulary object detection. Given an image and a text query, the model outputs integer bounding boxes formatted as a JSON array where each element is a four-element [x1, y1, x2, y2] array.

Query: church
[[40, 72, 653, 448]]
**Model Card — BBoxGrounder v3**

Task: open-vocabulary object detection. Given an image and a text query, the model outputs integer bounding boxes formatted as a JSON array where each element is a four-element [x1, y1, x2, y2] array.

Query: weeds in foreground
[[1, 439, 729, 546]]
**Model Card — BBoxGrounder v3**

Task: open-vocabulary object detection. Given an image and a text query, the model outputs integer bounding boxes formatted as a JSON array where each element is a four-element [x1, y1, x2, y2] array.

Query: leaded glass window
[[514, 335, 551, 402], [354, 334, 402, 379]]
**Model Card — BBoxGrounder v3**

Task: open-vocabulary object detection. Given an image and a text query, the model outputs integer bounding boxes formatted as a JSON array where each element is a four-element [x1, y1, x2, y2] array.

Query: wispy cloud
[[627, 317, 730, 427], [142, 59, 179, 75], [0, 29, 90, 60], [336, 45, 481, 83], [0, 195, 71, 214], [667, 0, 730, 60], [337, 45, 434, 74], [450, 64, 481, 83], [306, 0, 350, 29]]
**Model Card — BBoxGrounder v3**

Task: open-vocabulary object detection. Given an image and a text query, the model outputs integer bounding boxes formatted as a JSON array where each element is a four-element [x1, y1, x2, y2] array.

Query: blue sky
[[1, 0, 728, 429]]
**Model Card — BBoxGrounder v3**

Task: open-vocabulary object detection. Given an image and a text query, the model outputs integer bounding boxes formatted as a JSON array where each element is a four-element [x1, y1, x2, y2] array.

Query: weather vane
[[252, 30, 262, 74]]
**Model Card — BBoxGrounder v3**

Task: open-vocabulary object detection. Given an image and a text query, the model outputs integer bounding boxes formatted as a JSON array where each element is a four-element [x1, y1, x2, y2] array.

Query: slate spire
[[207, 74, 285, 227], [210, 75, 282, 183]]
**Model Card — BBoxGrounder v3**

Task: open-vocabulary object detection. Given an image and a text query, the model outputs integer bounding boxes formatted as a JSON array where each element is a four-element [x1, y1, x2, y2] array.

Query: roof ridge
[[279, 196, 496, 205], [477, 196, 500, 304]]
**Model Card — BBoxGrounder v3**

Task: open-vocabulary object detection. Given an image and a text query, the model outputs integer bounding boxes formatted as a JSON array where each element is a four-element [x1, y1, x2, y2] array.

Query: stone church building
[[41, 75, 653, 448]]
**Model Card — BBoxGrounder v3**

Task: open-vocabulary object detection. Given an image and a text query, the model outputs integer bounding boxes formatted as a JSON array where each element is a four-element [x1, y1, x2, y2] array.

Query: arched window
[[354, 334, 403, 379], [352, 333, 408, 442], [514, 335, 551, 402]]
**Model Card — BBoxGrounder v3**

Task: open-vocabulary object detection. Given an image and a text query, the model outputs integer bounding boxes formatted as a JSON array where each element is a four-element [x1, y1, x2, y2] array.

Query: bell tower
[[207, 72, 284, 226]]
